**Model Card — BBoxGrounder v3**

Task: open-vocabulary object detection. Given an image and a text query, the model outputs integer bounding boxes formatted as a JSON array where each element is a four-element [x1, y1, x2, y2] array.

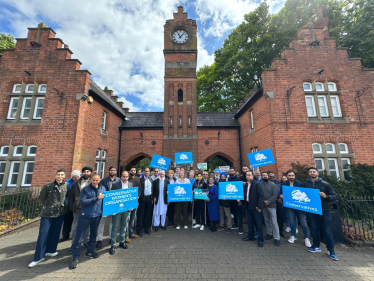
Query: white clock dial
[[172, 30, 188, 44]]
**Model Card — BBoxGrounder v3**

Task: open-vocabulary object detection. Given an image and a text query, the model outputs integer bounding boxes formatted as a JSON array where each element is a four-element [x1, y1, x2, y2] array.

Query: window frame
[[303, 82, 313, 92], [95, 162, 99, 174], [33, 97, 45, 120], [179, 116, 182, 126], [20, 97, 33, 120], [102, 150, 106, 159], [8, 161, 21, 187], [0, 146, 9, 157], [330, 95, 342, 117], [315, 82, 325, 92], [314, 158, 325, 172], [341, 158, 351, 179], [102, 111, 107, 131], [12, 84, 22, 93], [178, 89, 183, 102], [25, 84, 35, 94], [328, 82, 337, 92], [21, 161, 34, 186], [38, 84, 47, 93], [0, 161, 6, 187], [7, 97, 20, 120], [250, 111, 254, 129], [312, 143, 322, 154], [317, 95, 329, 117], [170, 116, 173, 126], [27, 145, 37, 156], [100, 162, 105, 179], [13, 145, 24, 157], [325, 143, 336, 154], [327, 158, 340, 179], [339, 143, 349, 154], [305, 95, 317, 117], [96, 149, 100, 158]]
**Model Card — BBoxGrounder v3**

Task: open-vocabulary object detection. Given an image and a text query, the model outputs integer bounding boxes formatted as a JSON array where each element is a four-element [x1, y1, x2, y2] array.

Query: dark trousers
[[137, 196, 152, 233], [276, 201, 285, 234], [61, 210, 74, 239], [167, 202, 175, 224], [308, 211, 335, 253], [232, 202, 243, 228], [194, 200, 205, 225], [33, 215, 64, 262], [71, 216, 101, 260], [246, 208, 264, 242], [175, 202, 189, 226]]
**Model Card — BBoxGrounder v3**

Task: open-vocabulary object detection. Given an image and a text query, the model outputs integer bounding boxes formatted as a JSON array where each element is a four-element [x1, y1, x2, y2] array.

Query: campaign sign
[[150, 154, 171, 170], [282, 186, 322, 215], [167, 184, 193, 202], [247, 148, 275, 168], [175, 152, 193, 164], [197, 163, 207, 170], [102, 187, 139, 217], [194, 189, 209, 200], [219, 166, 230, 172], [218, 181, 244, 200]]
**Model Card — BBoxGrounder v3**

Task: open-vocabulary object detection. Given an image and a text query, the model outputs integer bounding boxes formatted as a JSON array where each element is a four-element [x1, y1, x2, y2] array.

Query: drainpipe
[[117, 127, 122, 177], [237, 126, 242, 168]]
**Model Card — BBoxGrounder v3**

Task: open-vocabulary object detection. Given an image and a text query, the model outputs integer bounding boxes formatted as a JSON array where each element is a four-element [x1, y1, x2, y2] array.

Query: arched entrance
[[204, 152, 234, 172], [123, 153, 152, 172]]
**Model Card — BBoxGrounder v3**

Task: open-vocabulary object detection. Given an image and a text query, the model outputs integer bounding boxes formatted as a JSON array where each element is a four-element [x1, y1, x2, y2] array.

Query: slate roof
[[88, 80, 126, 118], [120, 112, 164, 128], [197, 112, 239, 127]]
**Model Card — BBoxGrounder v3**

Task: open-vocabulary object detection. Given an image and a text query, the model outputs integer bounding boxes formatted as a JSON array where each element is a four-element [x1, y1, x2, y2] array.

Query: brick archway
[[204, 152, 234, 168], [123, 152, 152, 172]]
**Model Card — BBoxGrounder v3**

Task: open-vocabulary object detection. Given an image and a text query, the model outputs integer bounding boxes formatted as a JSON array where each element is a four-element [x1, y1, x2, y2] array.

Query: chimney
[[104, 89, 113, 96], [123, 107, 130, 113], [117, 101, 124, 108], [177, 6, 184, 14], [112, 95, 118, 102]]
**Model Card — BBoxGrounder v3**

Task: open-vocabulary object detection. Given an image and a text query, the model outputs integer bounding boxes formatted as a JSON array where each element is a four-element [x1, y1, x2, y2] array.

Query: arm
[[267, 183, 278, 204], [80, 187, 97, 207], [39, 183, 50, 205], [211, 186, 219, 200], [325, 182, 338, 202], [257, 183, 264, 210]]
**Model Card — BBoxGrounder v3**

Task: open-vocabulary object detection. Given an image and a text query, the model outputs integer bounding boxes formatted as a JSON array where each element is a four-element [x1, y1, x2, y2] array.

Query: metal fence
[[339, 195, 374, 241], [0, 187, 42, 233]]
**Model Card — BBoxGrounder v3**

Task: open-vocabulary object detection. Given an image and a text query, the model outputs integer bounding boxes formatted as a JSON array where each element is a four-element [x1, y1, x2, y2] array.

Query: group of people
[[28, 164, 339, 270]]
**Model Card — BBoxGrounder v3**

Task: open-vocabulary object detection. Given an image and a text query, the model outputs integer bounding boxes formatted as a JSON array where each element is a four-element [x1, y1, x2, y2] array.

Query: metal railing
[[339, 195, 374, 241], [0, 187, 42, 233]]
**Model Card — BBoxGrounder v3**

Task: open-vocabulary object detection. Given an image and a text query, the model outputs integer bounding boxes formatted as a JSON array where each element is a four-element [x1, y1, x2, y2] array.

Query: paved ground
[[0, 221, 374, 281]]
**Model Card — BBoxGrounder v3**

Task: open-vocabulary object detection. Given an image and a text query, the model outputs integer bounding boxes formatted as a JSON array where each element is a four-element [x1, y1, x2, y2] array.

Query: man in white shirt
[[137, 168, 153, 236]]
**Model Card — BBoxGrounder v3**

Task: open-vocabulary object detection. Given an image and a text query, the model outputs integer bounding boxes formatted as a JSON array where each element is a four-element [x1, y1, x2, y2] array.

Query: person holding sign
[[152, 170, 170, 231], [207, 177, 220, 232], [109, 171, 133, 255], [175, 170, 191, 229], [304, 167, 338, 261], [193, 172, 207, 230], [218, 173, 232, 232], [137, 167, 153, 236]]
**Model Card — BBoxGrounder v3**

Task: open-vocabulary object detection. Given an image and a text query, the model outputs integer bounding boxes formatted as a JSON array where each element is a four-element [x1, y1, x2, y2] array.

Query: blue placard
[[218, 181, 244, 200], [282, 186, 322, 215], [175, 151, 193, 164], [167, 183, 193, 202], [194, 189, 209, 200], [247, 148, 275, 168], [150, 154, 171, 170], [102, 187, 139, 216]]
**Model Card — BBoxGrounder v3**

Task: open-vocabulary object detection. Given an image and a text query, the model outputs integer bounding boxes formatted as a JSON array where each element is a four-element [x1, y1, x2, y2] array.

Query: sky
[[0, 0, 286, 112]]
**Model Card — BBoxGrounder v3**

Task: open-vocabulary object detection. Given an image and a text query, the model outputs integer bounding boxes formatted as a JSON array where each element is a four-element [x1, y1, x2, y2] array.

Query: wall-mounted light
[[87, 96, 93, 104]]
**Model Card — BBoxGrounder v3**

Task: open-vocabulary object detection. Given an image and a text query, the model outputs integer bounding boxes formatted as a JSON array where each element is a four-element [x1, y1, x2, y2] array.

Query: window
[[38, 84, 47, 93], [100, 162, 105, 178], [102, 150, 106, 159], [328, 82, 337, 91], [95, 162, 99, 174], [8, 161, 21, 187], [317, 96, 329, 117], [7, 97, 19, 119], [305, 96, 316, 117], [22, 161, 34, 186], [303, 82, 312, 91], [0, 162, 6, 187], [188, 116, 191, 126], [21, 97, 33, 120], [0, 146, 9, 156], [339, 143, 348, 154], [13, 84, 22, 93], [13, 146, 23, 157], [330, 96, 342, 117], [33, 97, 45, 119], [96, 149, 100, 158], [341, 158, 351, 179], [178, 89, 183, 102], [95, 149, 107, 178], [250, 111, 254, 129], [328, 158, 339, 178], [314, 158, 325, 172], [315, 82, 324, 91], [27, 146, 37, 156], [312, 143, 322, 153], [25, 84, 35, 93], [102, 111, 107, 131], [179, 116, 182, 126], [170, 116, 172, 126]]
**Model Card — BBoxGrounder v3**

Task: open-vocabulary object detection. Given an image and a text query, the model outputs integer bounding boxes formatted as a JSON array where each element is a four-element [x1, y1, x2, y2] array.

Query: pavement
[[0, 221, 374, 281]]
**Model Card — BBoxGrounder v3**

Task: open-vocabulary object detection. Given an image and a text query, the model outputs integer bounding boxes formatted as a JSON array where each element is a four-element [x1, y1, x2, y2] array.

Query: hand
[[319, 192, 327, 198], [242, 182, 245, 185], [167, 202, 170, 205], [223, 198, 226, 201], [207, 199, 210, 202], [280, 194, 283, 199], [167, 191, 169, 194], [238, 202, 242, 206], [256, 207, 261, 213], [277, 198, 282, 204], [263, 201, 269, 206], [98, 194, 104, 200]]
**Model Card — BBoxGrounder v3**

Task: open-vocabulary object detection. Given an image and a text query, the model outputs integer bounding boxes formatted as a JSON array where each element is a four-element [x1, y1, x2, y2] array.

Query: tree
[[0, 34, 16, 59]]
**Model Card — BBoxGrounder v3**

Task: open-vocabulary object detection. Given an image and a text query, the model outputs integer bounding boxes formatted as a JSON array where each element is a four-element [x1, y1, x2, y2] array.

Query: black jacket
[[100, 176, 121, 191], [304, 178, 338, 211], [193, 179, 207, 190], [280, 180, 304, 195], [242, 180, 264, 210], [39, 180, 69, 218], [69, 179, 88, 213], [152, 178, 170, 204], [139, 177, 153, 200]]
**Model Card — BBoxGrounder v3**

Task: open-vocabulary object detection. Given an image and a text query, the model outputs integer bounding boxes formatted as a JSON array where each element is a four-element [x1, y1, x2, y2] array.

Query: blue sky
[[0, 0, 285, 112]]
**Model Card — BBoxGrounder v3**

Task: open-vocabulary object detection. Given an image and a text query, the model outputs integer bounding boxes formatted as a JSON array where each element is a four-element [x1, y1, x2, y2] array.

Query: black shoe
[[95, 241, 102, 249], [138, 232, 143, 237], [258, 241, 264, 247], [108, 239, 111, 245], [59, 237, 69, 243], [242, 237, 254, 241], [265, 234, 273, 240], [145, 229, 151, 234], [280, 233, 288, 238], [168, 222, 175, 227], [85, 251, 99, 259], [119, 243, 128, 249], [154, 226, 159, 232], [161, 226, 166, 230], [69, 259, 78, 270], [274, 239, 280, 246], [109, 246, 115, 255], [231, 225, 239, 230]]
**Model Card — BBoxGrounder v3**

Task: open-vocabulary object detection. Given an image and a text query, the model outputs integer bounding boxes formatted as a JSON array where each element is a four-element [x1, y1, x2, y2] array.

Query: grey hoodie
[[261, 181, 278, 208]]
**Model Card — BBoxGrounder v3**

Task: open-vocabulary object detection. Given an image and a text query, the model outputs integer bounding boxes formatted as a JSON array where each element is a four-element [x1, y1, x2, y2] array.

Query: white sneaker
[[288, 236, 298, 244], [45, 252, 58, 257], [304, 238, 311, 247], [200, 225, 204, 231], [193, 219, 196, 224], [176, 225, 181, 230], [184, 225, 188, 229], [28, 258, 45, 268], [285, 227, 291, 233], [231, 214, 234, 219], [193, 224, 201, 229]]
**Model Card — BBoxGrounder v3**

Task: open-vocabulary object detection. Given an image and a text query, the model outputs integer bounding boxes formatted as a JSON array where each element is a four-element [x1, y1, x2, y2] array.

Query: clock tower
[[163, 6, 198, 167]]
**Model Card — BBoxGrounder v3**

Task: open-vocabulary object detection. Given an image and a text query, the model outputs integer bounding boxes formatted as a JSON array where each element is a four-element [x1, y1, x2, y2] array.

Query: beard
[[83, 174, 90, 180], [262, 178, 268, 182]]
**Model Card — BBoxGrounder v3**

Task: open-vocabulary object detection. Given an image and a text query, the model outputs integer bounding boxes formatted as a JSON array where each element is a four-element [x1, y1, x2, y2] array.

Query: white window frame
[[12, 84, 22, 93], [22, 161, 34, 186], [339, 143, 349, 154], [305, 95, 316, 117], [341, 158, 351, 176], [20, 97, 33, 120], [250, 111, 254, 129], [328, 82, 337, 91], [13, 145, 24, 157], [327, 158, 340, 178], [317, 95, 329, 117], [315, 82, 325, 92], [38, 84, 47, 93], [0, 161, 6, 187], [95, 162, 99, 174], [100, 162, 105, 178], [325, 143, 335, 154], [330, 96, 342, 117], [0, 146, 9, 156], [303, 82, 312, 91], [33, 97, 45, 119], [102, 150, 106, 159], [312, 143, 322, 154], [8, 161, 21, 187], [102, 111, 107, 130], [7, 97, 20, 119], [27, 145, 37, 156], [25, 84, 35, 94], [314, 158, 325, 172], [96, 149, 100, 158]]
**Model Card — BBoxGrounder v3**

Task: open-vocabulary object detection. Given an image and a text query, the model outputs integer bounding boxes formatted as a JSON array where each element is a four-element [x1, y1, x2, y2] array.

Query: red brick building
[[0, 7, 373, 188]]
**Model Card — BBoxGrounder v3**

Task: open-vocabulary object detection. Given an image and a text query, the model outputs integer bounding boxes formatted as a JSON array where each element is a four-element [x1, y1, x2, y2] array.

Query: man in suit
[[109, 171, 133, 255], [242, 171, 265, 247], [152, 170, 170, 231], [136, 167, 153, 236]]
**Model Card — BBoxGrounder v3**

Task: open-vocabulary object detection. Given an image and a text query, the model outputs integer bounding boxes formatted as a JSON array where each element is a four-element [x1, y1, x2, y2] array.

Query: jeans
[[246, 208, 263, 242], [33, 215, 64, 262], [308, 210, 335, 253], [262, 207, 280, 240], [194, 200, 205, 225], [97, 215, 112, 241], [289, 209, 309, 239], [219, 206, 232, 228], [175, 202, 189, 226], [284, 207, 291, 227], [71, 212, 89, 245], [126, 209, 137, 237], [111, 211, 130, 246], [61, 210, 74, 239]]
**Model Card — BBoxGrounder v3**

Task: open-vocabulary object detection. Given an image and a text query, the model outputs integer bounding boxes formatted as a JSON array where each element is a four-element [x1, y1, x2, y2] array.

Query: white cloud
[[117, 96, 141, 112]]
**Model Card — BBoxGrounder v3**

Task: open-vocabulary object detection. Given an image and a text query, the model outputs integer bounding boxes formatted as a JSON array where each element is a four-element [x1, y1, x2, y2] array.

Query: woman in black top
[[193, 172, 207, 230]]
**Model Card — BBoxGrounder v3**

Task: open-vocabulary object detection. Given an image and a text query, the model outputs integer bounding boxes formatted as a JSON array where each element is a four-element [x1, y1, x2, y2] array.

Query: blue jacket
[[80, 183, 105, 218]]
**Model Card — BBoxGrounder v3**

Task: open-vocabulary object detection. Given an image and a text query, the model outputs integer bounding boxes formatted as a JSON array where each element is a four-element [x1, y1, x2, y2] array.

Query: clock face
[[172, 30, 188, 44]]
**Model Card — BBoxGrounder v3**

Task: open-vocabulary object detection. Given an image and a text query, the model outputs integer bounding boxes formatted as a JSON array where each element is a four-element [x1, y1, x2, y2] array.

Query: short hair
[[168, 170, 174, 175], [208, 176, 215, 181], [109, 166, 117, 171], [230, 166, 235, 170], [246, 171, 253, 176], [130, 166, 136, 170], [136, 168, 142, 172], [56, 168, 65, 174], [176, 166, 181, 169], [121, 171, 129, 176], [286, 170, 294, 175], [144, 167, 150, 171], [267, 171, 273, 174], [261, 171, 268, 176], [71, 170, 80, 177], [197, 171, 202, 176], [308, 167, 318, 172], [91, 172, 100, 178]]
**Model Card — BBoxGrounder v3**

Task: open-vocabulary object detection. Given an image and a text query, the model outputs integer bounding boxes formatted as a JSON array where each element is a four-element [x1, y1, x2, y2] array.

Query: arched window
[[328, 82, 337, 91], [325, 143, 335, 153], [178, 89, 183, 102], [315, 82, 325, 91], [312, 143, 322, 154], [303, 82, 312, 91]]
